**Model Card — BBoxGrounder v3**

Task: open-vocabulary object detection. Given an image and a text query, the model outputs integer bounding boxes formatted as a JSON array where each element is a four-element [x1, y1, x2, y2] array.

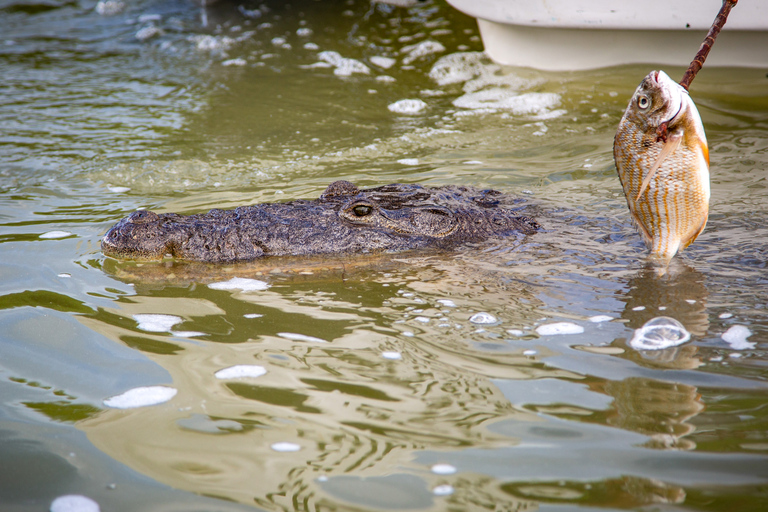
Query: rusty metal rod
[[679, 0, 738, 90]]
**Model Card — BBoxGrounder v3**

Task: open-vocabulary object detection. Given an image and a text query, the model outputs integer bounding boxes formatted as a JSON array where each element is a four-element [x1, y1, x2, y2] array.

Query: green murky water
[[1, 1, 767, 511]]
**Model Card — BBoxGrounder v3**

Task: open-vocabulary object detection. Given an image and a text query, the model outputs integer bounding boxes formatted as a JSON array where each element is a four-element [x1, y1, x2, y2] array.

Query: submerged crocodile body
[[101, 180, 539, 263]]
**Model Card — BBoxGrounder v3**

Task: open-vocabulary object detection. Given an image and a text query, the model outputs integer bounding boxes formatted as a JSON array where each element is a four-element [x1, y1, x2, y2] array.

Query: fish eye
[[637, 95, 650, 109], [352, 204, 373, 217]]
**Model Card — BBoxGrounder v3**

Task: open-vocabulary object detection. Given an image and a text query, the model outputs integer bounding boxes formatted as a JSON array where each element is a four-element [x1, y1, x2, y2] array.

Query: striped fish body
[[614, 70, 710, 263]]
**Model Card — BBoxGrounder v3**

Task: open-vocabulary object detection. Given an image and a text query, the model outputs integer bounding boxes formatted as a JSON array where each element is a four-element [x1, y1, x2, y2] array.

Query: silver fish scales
[[614, 70, 710, 263]]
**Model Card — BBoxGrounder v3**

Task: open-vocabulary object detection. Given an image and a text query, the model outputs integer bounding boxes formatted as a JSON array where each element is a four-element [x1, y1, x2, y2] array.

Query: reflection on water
[[1, 0, 767, 510]]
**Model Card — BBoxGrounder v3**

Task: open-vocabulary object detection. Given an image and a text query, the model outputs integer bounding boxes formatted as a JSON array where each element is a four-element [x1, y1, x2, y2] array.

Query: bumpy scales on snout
[[102, 181, 539, 262], [614, 70, 710, 263]]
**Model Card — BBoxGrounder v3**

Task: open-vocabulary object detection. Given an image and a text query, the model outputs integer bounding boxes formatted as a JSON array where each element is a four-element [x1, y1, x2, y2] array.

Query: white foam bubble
[[297, 28, 312, 37], [107, 185, 130, 193], [95, 0, 123, 16], [134, 314, 181, 332], [437, 299, 456, 308], [208, 277, 270, 292], [414, 316, 430, 323], [429, 51, 488, 86], [719, 313, 733, 319], [135, 26, 162, 42], [271, 442, 301, 452], [721, 325, 755, 350], [222, 58, 247, 66], [376, 75, 396, 83], [402, 40, 445, 65], [433, 484, 454, 496], [50, 494, 100, 512], [629, 317, 690, 351], [453, 90, 561, 116], [469, 312, 497, 325], [535, 322, 584, 335], [317, 51, 370, 76], [388, 99, 427, 114], [397, 158, 419, 165], [244, 313, 264, 319], [304, 42, 319, 50], [58, 273, 71, 278], [278, 332, 327, 343], [589, 315, 614, 323], [507, 329, 524, 336], [370, 56, 396, 69], [104, 386, 177, 409], [214, 365, 267, 379], [431, 463, 457, 475], [382, 351, 402, 360], [40, 231, 72, 239]]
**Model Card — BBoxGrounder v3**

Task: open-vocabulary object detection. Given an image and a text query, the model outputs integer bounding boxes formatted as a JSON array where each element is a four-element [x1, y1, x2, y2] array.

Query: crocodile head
[[102, 180, 538, 262]]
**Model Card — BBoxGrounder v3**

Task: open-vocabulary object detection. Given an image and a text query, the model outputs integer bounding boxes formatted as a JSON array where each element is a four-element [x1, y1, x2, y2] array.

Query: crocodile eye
[[637, 95, 650, 110], [129, 209, 159, 224], [352, 204, 373, 217]]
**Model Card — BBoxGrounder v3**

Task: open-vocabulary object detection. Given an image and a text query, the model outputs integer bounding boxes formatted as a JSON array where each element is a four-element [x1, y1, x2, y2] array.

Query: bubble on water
[[454, 90, 562, 116], [244, 313, 263, 319], [632, 306, 646, 311], [721, 325, 755, 350], [469, 312, 497, 324], [414, 316, 430, 323], [433, 484, 454, 496], [376, 75, 396, 83], [304, 42, 319, 50], [507, 329, 524, 336], [134, 314, 182, 332], [629, 317, 691, 351], [50, 494, 100, 512], [40, 231, 73, 239], [719, 313, 733, 319], [431, 463, 457, 475], [95, 0, 123, 16], [208, 277, 270, 292], [271, 442, 301, 452], [222, 58, 247, 67], [402, 40, 446, 65], [278, 332, 327, 343], [190, 34, 236, 54], [437, 299, 456, 308], [317, 51, 370, 76], [463, 160, 483, 164], [388, 99, 427, 114], [104, 386, 177, 409], [370, 56, 396, 69], [535, 322, 584, 335], [397, 158, 419, 165], [135, 26, 162, 42], [589, 315, 613, 323], [382, 351, 402, 360], [429, 51, 489, 86], [58, 273, 71, 278], [107, 185, 130, 193], [214, 365, 267, 379], [523, 349, 537, 356]]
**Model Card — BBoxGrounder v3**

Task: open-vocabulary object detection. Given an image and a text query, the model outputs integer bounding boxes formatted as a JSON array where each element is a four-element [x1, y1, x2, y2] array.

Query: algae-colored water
[[1, 1, 767, 511]]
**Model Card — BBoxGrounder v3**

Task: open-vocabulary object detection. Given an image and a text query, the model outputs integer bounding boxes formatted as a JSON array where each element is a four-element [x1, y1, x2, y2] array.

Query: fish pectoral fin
[[634, 131, 683, 201]]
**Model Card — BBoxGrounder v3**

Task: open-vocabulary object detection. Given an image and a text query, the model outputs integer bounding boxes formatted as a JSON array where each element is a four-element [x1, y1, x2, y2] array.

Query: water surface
[[1, 1, 767, 511]]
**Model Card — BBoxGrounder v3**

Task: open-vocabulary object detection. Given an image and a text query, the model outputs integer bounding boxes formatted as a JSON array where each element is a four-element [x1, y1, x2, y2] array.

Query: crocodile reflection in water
[[101, 180, 540, 263]]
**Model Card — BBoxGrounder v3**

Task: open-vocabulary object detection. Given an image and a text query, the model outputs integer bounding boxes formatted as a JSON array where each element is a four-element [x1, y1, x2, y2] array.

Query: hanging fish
[[613, 70, 710, 263]]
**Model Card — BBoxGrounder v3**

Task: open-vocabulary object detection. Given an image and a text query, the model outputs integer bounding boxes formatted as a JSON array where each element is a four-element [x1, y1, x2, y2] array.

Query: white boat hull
[[447, 0, 768, 70]]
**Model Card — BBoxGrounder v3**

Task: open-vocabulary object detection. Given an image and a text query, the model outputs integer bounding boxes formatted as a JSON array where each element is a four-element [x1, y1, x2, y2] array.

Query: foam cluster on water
[[50, 494, 100, 512], [535, 322, 584, 335], [133, 314, 204, 338], [402, 40, 445, 65], [629, 317, 691, 351], [388, 99, 427, 115], [721, 325, 755, 350], [214, 365, 267, 379], [317, 51, 370, 76], [208, 277, 270, 292], [103, 386, 177, 409], [428, 52, 563, 118]]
